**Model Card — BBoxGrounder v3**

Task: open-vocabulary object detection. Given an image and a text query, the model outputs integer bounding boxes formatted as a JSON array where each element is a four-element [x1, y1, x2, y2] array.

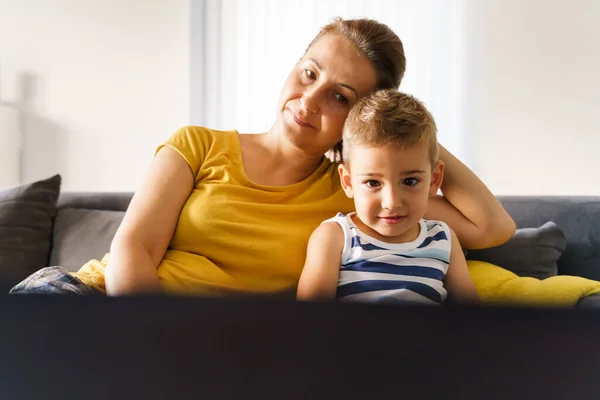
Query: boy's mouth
[[379, 216, 406, 225]]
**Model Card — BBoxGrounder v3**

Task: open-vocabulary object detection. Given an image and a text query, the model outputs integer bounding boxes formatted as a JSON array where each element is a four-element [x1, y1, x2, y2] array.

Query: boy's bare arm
[[444, 228, 481, 305], [296, 223, 345, 301]]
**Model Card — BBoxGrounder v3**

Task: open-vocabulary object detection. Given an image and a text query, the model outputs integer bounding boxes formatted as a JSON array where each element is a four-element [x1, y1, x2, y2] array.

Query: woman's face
[[276, 33, 377, 157]]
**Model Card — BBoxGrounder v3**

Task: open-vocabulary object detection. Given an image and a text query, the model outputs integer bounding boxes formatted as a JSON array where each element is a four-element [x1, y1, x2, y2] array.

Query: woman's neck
[[239, 131, 326, 187]]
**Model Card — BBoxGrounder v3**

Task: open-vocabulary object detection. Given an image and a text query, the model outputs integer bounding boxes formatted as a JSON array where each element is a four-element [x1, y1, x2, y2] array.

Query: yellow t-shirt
[[74, 126, 354, 295]]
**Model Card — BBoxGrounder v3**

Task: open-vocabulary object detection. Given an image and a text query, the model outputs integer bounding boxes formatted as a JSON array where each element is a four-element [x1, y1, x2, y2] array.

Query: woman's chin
[[281, 121, 312, 146], [276, 116, 332, 157]]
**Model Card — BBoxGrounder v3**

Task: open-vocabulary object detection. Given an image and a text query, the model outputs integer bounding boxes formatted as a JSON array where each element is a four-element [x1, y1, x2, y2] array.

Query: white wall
[[0, 0, 190, 191], [461, 0, 600, 195], [2, 0, 598, 195]]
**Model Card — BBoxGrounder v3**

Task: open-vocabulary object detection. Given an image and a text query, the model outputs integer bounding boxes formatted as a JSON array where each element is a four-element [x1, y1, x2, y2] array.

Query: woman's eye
[[333, 93, 348, 104], [365, 180, 381, 188], [304, 69, 316, 80], [403, 178, 419, 187]]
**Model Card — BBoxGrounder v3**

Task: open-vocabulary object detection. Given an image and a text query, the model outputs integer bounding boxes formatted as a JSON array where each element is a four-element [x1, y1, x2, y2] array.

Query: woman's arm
[[105, 147, 194, 295], [297, 223, 345, 301], [425, 144, 516, 250]]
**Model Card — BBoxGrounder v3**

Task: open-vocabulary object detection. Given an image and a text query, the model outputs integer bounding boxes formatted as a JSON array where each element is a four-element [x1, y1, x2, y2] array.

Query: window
[[191, 0, 465, 159]]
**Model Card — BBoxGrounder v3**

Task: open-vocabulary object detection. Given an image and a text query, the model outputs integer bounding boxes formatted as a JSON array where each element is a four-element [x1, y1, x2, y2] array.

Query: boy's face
[[338, 142, 444, 243]]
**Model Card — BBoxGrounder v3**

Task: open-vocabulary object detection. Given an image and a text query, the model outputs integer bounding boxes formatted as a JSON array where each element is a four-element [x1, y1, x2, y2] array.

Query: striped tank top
[[327, 213, 451, 305]]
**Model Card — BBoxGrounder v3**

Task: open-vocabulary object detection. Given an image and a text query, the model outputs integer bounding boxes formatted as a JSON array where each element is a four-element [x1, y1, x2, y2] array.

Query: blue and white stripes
[[329, 213, 451, 305]]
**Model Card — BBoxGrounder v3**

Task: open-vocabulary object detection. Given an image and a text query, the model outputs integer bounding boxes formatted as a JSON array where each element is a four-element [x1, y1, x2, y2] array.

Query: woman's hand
[[425, 144, 516, 250]]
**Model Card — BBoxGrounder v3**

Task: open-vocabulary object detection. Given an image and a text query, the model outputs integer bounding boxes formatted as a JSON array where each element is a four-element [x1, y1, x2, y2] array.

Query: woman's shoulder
[[157, 126, 240, 177], [161, 125, 240, 157], [168, 125, 239, 145]]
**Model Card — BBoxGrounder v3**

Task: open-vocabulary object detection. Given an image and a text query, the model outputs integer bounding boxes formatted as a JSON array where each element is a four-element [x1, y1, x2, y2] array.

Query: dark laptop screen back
[[1, 296, 598, 400]]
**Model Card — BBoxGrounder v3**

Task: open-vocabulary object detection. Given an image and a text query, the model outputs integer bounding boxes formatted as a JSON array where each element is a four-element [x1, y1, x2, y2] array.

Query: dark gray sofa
[[49, 192, 132, 273], [54, 193, 600, 274], [7, 188, 600, 306]]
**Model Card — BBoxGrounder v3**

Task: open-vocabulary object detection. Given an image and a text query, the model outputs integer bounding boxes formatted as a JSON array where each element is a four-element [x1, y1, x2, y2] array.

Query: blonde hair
[[342, 89, 438, 165], [305, 18, 407, 161]]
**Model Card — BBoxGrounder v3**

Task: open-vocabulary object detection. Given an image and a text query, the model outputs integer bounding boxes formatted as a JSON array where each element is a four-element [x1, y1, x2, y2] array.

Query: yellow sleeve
[[155, 126, 214, 179]]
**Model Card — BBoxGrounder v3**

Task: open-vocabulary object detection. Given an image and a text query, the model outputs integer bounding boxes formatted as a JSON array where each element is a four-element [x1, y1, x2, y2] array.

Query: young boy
[[297, 89, 480, 305]]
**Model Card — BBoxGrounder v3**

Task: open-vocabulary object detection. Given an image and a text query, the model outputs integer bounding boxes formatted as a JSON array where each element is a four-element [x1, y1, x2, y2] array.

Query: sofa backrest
[[51, 193, 600, 280], [57, 192, 133, 211], [498, 196, 600, 280], [50, 192, 132, 272]]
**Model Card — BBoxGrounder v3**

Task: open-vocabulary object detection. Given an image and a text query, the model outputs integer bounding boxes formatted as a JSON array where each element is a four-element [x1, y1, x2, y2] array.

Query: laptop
[[1, 296, 598, 399]]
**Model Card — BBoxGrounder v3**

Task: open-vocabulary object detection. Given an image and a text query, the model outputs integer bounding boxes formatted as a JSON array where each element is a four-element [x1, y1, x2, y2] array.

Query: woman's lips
[[290, 110, 314, 128], [379, 216, 405, 225]]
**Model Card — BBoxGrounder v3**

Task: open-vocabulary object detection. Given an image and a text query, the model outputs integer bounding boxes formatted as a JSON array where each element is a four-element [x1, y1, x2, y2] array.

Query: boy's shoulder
[[321, 212, 352, 227], [422, 218, 449, 230], [421, 219, 452, 240]]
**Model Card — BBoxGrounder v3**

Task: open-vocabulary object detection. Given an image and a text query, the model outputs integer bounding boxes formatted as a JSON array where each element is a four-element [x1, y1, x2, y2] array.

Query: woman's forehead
[[303, 33, 377, 96]]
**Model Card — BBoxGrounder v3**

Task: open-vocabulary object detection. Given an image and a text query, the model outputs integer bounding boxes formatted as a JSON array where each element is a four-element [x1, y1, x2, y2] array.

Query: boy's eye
[[403, 178, 420, 187], [333, 93, 348, 104], [365, 180, 381, 188], [304, 69, 316, 80]]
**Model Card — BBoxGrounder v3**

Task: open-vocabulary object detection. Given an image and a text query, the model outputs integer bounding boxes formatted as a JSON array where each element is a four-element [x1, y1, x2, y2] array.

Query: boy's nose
[[381, 188, 403, 210]]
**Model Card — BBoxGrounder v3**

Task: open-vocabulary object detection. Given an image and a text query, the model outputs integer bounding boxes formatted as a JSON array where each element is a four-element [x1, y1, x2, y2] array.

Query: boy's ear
[[338, 163, 354, 198], [429, 160, 444, 196]]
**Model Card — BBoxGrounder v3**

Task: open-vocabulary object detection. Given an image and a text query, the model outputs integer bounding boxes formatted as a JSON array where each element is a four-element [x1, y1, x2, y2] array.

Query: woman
[[11, 18, 515, 296]]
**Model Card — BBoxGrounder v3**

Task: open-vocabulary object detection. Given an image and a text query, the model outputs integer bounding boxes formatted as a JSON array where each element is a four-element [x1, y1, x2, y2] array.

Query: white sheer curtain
[[191, 0, 466, 160]]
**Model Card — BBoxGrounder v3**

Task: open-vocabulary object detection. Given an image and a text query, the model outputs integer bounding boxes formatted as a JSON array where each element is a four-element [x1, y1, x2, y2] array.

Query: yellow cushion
[[468, 261, 600, 307]]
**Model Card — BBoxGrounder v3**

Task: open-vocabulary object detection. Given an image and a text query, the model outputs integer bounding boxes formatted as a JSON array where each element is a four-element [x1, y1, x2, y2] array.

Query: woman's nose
[[300, 87, 321, 114]]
